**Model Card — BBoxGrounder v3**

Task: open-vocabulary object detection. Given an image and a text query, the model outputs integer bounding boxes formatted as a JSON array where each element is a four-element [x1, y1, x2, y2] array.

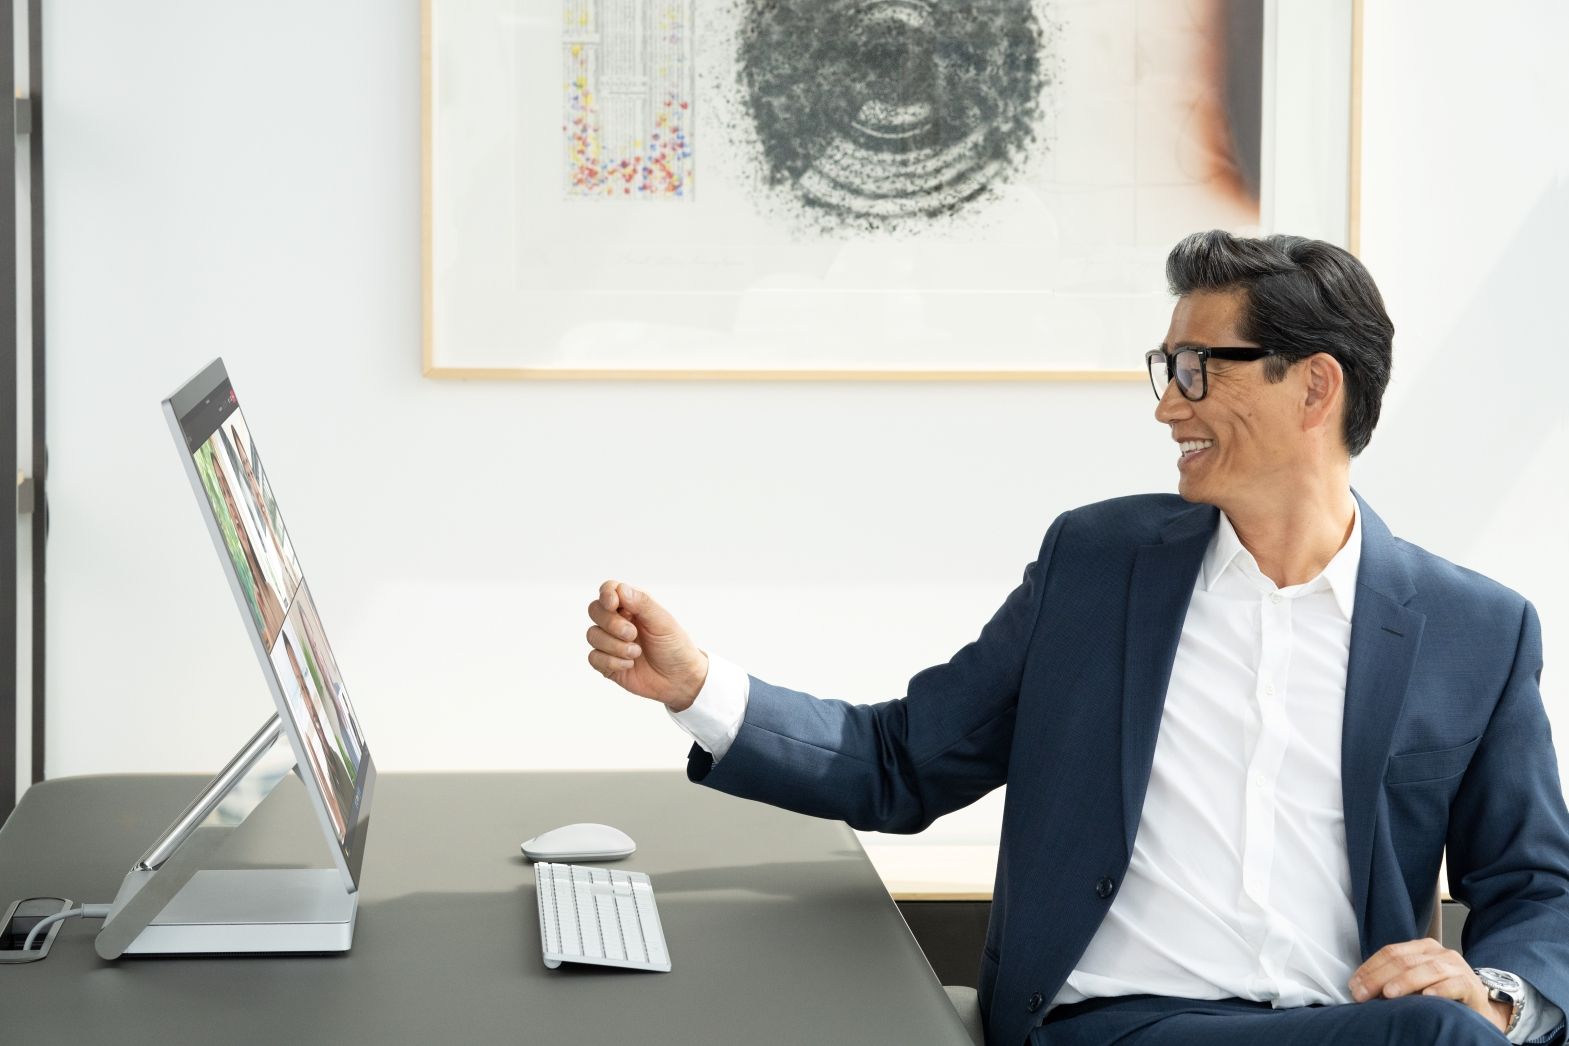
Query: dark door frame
[[3, 0, 47, 821]]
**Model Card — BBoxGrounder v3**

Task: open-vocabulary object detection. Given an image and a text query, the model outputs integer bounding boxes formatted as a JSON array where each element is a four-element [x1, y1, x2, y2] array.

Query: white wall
[[35, 0, 1569, 851]]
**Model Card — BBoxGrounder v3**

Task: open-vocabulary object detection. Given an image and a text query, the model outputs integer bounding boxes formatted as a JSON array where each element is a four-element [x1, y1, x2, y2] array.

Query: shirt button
[[1263, 682, 1275, 697], [1095, 877, 1116, 899], [1027, 991, 1043, 1013], [1270, 593, 1283, 605], [1256, 775, 1269, 790]]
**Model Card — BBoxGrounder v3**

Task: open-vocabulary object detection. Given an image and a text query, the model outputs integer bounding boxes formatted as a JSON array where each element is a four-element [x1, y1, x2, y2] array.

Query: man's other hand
[[586, 580, 709, 713], [1349, 938, 1511, 1033]]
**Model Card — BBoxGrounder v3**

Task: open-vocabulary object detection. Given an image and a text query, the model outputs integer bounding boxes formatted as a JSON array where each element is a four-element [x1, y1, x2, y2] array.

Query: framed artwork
[[422, 0, 1358, 381]]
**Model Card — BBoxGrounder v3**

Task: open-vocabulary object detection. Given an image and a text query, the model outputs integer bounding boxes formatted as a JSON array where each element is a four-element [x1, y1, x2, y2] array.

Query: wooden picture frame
[[422, 0, 1359, 381]]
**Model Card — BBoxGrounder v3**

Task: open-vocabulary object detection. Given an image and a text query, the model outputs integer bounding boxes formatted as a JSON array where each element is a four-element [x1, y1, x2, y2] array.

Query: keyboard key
[[575, 886, 603, 958], [538, 877, 560, 955], [616, 894, 646, 961], [554, 871, 580, 955], [633, 882, 665, 965], [596, 892, 624, 960]]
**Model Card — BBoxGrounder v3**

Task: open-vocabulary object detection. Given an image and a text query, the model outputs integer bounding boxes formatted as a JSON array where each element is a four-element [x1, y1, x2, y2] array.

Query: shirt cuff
[[666, 652, 750, 763], [1511, 975, 1564, 1044]]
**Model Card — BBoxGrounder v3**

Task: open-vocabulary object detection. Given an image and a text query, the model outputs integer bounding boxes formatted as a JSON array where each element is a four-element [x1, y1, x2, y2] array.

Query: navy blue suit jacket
[[688, 494, 1569, 1046]]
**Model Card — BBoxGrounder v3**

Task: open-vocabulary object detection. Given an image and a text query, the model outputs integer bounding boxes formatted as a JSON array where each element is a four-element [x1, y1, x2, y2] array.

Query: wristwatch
[[1475, 967, 1526, 1036]]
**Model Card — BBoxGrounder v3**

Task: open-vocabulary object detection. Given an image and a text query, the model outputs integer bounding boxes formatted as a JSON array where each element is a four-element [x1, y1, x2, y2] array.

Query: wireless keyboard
[[533, 861, 671, 972]]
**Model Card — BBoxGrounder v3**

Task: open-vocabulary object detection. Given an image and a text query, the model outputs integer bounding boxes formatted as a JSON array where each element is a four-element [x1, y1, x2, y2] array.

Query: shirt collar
[[1201, 499, 1362, 621]]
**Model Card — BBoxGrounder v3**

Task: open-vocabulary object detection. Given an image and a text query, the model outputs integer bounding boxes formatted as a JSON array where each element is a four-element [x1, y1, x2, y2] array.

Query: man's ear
[[1302, 353, 1345, 433]]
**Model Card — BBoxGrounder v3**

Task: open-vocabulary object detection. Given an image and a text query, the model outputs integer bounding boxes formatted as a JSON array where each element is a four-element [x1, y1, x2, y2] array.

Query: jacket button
[[1095, 876, 1115, 899], [1027, 991, 1043, 1013]]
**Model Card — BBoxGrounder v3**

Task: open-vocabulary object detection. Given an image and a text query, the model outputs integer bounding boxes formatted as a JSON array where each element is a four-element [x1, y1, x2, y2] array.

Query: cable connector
[[23, 903, 112, 952]]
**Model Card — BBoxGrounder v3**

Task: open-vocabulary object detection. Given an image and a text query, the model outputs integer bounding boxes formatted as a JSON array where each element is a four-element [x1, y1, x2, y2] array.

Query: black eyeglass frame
[[1145, 346, 1283, 402]]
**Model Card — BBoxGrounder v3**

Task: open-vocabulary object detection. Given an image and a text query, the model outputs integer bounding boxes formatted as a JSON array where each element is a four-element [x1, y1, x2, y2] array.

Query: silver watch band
[[1475, 967, 1526, 1036]]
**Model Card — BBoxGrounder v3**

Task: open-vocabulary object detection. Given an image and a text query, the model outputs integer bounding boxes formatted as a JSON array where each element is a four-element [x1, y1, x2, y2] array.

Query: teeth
[[1179, 440, 1215, 455]]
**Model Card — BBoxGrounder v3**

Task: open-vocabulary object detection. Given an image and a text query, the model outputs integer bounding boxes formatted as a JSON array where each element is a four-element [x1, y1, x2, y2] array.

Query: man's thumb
[[618, 584, 669, 631]]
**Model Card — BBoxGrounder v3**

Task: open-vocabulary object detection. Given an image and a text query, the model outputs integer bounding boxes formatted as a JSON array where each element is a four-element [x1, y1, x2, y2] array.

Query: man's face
[[1154, 290, 1305, 508]]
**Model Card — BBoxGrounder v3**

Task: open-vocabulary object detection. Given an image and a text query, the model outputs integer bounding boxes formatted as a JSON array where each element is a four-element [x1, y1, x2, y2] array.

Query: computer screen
[[164, 360, 374, 882]]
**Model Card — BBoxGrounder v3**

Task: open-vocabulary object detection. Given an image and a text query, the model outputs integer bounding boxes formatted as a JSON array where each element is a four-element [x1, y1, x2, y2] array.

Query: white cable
[[22, 903, 112, 952]]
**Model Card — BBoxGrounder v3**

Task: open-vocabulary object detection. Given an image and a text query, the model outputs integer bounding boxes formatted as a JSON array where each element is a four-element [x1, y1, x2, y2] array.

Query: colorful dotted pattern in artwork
[[563, 2, 694, 200]]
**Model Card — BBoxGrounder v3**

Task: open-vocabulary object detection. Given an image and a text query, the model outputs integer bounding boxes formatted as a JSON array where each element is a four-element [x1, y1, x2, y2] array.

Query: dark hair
[[1165, 230, 1393, 457]]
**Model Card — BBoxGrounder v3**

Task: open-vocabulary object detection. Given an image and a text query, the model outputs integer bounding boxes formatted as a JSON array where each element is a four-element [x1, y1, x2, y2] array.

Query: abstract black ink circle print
[[737, 0, 1048, 230]]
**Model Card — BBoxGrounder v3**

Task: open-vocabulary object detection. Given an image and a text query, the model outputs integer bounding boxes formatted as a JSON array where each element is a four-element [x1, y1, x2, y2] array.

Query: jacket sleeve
[[687, 514, 1065, 834], [1449, 599, 1569, 1025]]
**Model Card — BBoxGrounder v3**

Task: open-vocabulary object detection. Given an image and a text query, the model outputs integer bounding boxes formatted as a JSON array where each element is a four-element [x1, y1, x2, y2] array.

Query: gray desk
[[0, 771, 974, 1045]]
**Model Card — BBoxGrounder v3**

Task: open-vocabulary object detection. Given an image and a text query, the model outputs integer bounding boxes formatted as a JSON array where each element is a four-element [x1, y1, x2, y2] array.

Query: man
[[585, 232, 1569, 1046]]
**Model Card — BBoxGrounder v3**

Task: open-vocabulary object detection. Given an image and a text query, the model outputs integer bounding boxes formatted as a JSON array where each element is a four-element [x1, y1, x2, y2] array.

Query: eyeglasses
[[1145, 346, 1282, 402]]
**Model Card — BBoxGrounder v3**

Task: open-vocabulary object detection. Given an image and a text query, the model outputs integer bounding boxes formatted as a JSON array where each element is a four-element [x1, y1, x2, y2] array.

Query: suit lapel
[[1120, 505, 1216, 853], [1341, 494, 1425, 942]]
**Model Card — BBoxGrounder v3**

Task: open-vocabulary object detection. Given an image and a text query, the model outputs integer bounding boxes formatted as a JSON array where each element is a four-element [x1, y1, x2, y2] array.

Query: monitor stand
[[109, 868, 356, 955], [96, 717, 359, 959]]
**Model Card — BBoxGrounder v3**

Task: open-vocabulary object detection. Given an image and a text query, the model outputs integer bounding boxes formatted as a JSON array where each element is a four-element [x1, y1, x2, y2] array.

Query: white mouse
[[520, 822, 637, 862]]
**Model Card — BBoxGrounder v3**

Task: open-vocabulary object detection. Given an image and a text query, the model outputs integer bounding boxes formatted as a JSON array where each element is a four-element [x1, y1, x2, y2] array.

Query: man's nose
[[1153, 380, 1191, 424]]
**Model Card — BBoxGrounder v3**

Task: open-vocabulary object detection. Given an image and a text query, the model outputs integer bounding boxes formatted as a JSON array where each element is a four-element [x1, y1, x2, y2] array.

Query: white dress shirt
[[670, 503, 1560, 1041], [1057, 505, 1363, 1008]]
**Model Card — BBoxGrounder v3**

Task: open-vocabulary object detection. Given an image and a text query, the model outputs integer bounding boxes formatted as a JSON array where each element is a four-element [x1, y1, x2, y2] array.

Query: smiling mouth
[[1178, 439, 1215, 459]]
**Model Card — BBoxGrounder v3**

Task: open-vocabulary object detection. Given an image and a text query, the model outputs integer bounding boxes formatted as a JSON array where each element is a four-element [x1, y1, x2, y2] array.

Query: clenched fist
[[586, 580, 708, 712]]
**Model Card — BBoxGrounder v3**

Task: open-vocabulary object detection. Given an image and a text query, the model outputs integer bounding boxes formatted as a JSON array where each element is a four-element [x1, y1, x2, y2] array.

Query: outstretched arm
[[684, 519, 1064, 834], [586, 518, 1064, 833]]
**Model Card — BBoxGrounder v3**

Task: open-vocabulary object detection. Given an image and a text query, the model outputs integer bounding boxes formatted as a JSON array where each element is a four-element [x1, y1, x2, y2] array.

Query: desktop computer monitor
[[161, 358, 376, 891], [94, 359, 376, 958]]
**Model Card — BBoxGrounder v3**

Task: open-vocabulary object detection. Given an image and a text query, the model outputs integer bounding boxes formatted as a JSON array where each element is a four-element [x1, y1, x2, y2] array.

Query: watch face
[[1477, 967, 1524, 995]]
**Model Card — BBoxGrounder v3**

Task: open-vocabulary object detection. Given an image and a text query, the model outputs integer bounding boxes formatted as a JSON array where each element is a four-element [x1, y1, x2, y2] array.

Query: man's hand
[[1349, 939, 1511, 1033], [586, 580, 708, 713]]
